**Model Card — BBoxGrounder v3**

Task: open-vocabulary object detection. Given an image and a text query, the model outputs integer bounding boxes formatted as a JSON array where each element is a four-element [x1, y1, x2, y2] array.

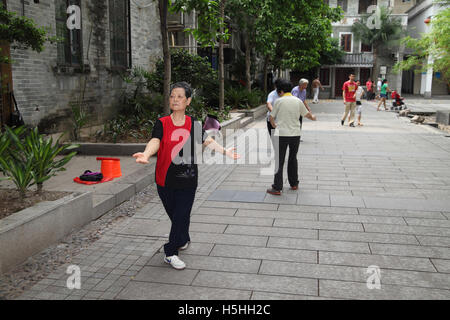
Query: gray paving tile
[[207, 190, 238, 201], [319, 279, 450, 300], [117, 281, 251, 300], [330, 195, 365, 208], [263, 193, 298, 204], [363, 197, 450, 212], [319, 251, 436, 272], [192, 270, 317, 296], [370, 243, 450, 259], [364, 223, 450, 237], [358, 208, 446, 219], [235, 209, 317, 221], [231, 191, 267, 202], [191, 215, 274, 227], [416, 236, 450, 247], [318, 214, 406, 225], [202, 201, 278, 211], [274, 219, 364, 232], [251, 291, 327, 300], [133, 266, 198, 285], [192, 207, 237, 216], [190, 232, 268, 247], [225, 225, 317, 239], [147, 253, 261, 273], [267, 237, 370, 254], [405, 217, 450, 228], [279, 205, 358, 215], [319, 230, 419, 245], [431, 259, 450, 273], [210, 244, 317, 263], [260, 260, 366, 282], [297, 191, 330, 206]]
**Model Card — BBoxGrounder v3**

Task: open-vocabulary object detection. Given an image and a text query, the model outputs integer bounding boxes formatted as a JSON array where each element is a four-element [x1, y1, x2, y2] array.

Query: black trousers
[[267, 120, 275, 136], [157, 185, 196, 256], [272, 136, 301, 191]]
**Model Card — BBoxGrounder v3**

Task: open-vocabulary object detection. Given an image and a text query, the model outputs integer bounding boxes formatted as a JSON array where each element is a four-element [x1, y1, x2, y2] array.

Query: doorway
[[335, 68, 355, 97]]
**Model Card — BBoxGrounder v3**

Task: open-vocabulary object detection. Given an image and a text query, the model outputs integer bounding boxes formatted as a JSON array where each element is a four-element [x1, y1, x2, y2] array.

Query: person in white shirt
[[355, 80, 365, 126], [266, 79, 281, 136]]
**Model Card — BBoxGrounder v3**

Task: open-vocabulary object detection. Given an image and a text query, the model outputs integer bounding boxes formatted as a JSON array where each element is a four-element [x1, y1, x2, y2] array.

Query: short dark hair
[[170, 81, 192, 98], [382, 79, 388, 84], [276, 79, 293, 95], [274, 78, 282, 89]]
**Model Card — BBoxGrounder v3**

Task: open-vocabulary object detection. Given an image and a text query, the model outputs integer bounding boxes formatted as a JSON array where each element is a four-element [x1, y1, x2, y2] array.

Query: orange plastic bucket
[[97, 157, 122, 178]]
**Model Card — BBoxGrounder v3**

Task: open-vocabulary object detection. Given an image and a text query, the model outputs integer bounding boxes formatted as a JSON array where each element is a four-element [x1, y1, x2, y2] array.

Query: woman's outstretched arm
[[133, 138, 160, 164]]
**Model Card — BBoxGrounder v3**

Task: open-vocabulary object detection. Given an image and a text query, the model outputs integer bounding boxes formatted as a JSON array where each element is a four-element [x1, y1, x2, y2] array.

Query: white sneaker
[[164, 255, 186, 270], [179, 241, 190, 251]]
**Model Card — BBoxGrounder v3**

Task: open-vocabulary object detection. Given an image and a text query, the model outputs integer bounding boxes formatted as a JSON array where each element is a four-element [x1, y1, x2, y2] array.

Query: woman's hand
[[224, 147, 240, 160], [133, 152, 150, 164]]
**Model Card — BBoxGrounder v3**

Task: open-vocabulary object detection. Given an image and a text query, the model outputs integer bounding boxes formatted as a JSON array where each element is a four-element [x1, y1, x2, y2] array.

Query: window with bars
[[109, 0, 131, 69], [359, 0, 377, 14], [340, 34, 352, 52], [319, 68, 330, 86], [337, 0, 347, 12], [361, 42, 372, 52], [55, 0, 82, 66]]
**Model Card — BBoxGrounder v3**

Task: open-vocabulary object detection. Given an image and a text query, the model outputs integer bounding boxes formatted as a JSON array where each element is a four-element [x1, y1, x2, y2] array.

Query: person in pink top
[[341, 74, 358, 127]]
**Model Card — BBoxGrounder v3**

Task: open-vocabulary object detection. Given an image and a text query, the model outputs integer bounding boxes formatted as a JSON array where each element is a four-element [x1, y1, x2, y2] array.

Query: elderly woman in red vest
[[133, 82, 239, 270]]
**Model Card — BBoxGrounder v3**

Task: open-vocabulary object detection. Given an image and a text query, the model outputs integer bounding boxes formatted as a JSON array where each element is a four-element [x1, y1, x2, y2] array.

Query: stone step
[[240, 117, 253, 126]]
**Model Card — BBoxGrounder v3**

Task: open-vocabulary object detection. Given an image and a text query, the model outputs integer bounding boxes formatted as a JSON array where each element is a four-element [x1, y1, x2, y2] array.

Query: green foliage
[[103, 114, 158, 143], [0, 4, 57, 62], [187, 96, 231, 122], [225, 87, 265, 109], [0, 126, 78, 197], [152, 49, 219, 96], [171, 0, 230, 47], [394, 7, 450, 83], [70, 103, 88, 141], [352, 6, 404, 52], [20, 128, 78, 193], [320, 37, 345, 65], [260, 0, 342, 72]]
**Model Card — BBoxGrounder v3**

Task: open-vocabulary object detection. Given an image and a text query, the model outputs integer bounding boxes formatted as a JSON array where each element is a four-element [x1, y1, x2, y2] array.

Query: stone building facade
[[317, 0, 408, 98], [5, 0, 161, 130]]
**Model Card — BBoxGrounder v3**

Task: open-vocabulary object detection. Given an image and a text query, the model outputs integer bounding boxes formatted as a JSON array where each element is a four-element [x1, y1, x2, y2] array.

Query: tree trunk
[[372, 46, 378, 82], [159, 0, 171, 115], [244, 32, 251, 92], [37, 183, 43, 195], [263, 55, 269, 94], [218, 0, 225, 110]]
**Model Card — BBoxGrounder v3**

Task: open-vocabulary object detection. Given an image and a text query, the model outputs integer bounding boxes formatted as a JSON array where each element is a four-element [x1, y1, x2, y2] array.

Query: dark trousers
[[267, 120, 275, 136], [157, 185, 196, 256], [272, 136, 301, 191]]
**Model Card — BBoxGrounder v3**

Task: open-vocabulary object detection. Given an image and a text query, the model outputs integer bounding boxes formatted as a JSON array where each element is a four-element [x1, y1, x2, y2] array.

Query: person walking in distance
[[377, 79, 390, 111], [341, 74, 358, 127], [312, 77, 323, 104], [266, 79, 317, 195], [355, 80, 365, 126], [266, 79, 282, 136], [365, 78, 374, 100], [133, 82, 240, 270], [292, 79, 311, 142]]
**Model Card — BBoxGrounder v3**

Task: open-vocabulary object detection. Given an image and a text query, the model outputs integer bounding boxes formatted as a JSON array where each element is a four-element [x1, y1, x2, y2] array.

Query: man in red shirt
[[341, 74, 358, 127], [366, 78, 374, 100]]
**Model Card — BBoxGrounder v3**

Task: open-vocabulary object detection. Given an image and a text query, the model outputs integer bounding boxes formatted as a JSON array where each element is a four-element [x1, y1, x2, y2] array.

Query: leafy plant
[[0, 126, 36, 197], [21, 128, 79, 193], [70, 103, 88, 141], [0, 126, 78, 197]]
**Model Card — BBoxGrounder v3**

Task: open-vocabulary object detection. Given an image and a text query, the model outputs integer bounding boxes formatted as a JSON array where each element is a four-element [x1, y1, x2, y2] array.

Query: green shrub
[[225, 87, 265, 109], [0, 126, 78, 197]]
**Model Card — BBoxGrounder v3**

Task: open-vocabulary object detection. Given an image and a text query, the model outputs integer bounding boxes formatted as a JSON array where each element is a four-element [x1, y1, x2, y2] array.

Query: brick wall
[[8, 0, 162, 132]]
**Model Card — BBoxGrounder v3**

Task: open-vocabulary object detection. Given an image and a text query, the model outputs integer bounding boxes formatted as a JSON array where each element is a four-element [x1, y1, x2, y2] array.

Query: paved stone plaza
[[12, 99, 450, 300]]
